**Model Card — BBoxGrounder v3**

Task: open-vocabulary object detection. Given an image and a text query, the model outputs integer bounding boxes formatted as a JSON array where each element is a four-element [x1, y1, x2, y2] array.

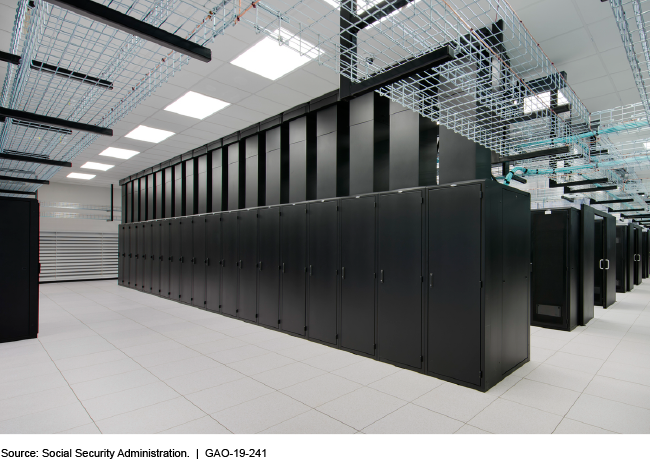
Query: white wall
[[37, 182, 122, 233]]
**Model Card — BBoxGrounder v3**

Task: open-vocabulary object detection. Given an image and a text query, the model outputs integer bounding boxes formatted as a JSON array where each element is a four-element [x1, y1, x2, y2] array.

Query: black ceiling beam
[[47, 0, 211, 63], [339, 45, 454, 101], [492, 145, 571, 164], [549, 177, 608, 188], [30, 60, 113, 90], [593, 198, 634, 204], [623, 213, 650, 218], [0, 50, 21, 65], [612, 208, 645, 212], [510, 174, 527, 184], [0, 107, 112, 136], [0, 188, 36, 195], [0, 152, 72, 167], [564, 184, 617, 194], [0, 174, 49, 185], [0, 116, 73, 134], [509, 104, 571, 124]]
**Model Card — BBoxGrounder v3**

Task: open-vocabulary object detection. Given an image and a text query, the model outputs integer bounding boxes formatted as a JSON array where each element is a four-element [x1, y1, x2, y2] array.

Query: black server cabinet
[[212, 149, 223, 212], [593, 211, 617, 308], [144, 223, 153, 293], [180, 218, 193, 304], [170, 219, 182, 300], [222, 212, 238, 316], [377, 190, 423, 369], [594, 218, 605, 306], [205, 214, 222, 313], [239, 209, 258, 321], [580, 205, 595, 326], [428, 184, 481, 385], [152, 222, 162, 296], [161, 220, 172, 297], [185, 159, 196, 216], [340, 196, 376, 356], [147, 174, 154, 220], [258, 208, 280, 328], [627, 225, 635, 291], [643, 231, 649, 279], [136, 224, 146, 290], [198, 155, 209, 214], [616, 225, 629, 293], [155, 170, 164, 219], [128, 225, 136, 287], [164, 167, 174, 218], [140, 178, 147, 221], [119, 225, 127, 286], [174, 163, 184, 217], [280, 204, 308, 335], [531, 208, 580, 331], [633, 224, 643, 285], [0, 196, 39, 343], [265, 127, 283, 206], [192, 217, 206, 308], [308, 200, 338, 345]]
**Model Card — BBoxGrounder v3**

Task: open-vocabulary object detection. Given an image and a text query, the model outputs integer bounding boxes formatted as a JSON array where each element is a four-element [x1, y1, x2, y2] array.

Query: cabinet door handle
[[429, 273, 433, 287], [599, 259, 604, 270], [605, 259, 610, 270], [341, 267, 345, 279], [380, 270, 384, 283]]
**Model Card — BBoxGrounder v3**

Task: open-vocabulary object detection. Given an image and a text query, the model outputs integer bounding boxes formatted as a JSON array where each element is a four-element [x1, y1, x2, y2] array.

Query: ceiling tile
[[587, 17, 623, 53], [600, 46, 634, 74], [237, 95, 291, 116], [571, 75, 617, 100], [610, 70, 637, 92], [514, 0, 582, 43], [208, 63, 273, 93], [256, 83, 311, 107], [538, 29, 596, 64], [572, 0, 615, 25], [192, 77, 251, 104], [555, 54, 608, 85]]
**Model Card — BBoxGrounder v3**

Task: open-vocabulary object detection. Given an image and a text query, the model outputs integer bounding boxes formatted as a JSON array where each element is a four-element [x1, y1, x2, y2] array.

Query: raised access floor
[[1, 280, 650, 434]]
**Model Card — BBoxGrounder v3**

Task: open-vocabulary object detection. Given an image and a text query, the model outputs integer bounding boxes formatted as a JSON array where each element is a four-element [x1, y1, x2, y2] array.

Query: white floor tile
[[81, 382, 180, 421], [501, 379, 580, 416], [0, 386, 79, 422], [185, 377, 274, 414], [301, 349, 366, 372], [597, 361, 650, 387], [229, 352, 295, 376], [413, 383, 496, 422], [566, 394, 650, 433], [62, 358, 143, 385], [58, 423, 102, 434], [525, 364, 594, 392], [71, 369, 160, 400], [207, 344, 270, 364], [317, 388, 406, 431], [159, 416, 231, 434], [331, 359, 399, 385], [54, 350, 129, 372], [585, 375, 650, 409], [211, 392, 310, 433], [281, 374, 362, 408], [455, 424, 490, 434], [164, 365, 245, 395], [252, 362, 326, 389], [368, 369, 444, 402], [260, 410, 356, 434], [363, 403, 463, 434], [553, 418, 615, 434], [544, 351, 605, 374], [0, 402, 93, 434], [485, 374, 522, 397], [469, 399, 562, 434], [132, 346, 201, 368], [147, 355, 220, 380], [0, 372, 69, 401]]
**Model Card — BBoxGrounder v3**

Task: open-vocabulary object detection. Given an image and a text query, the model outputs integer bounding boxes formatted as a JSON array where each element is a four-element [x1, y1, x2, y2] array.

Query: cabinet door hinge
[[421, 197, 424, 204], [479, 191, 483, 199], [336, 334, 339, 339], [374, 344, 377, 350], [479, 371, 483, 379], [304, 326, 308, 331], [278, 319, 281, 324], [420, 355, 424, 362]]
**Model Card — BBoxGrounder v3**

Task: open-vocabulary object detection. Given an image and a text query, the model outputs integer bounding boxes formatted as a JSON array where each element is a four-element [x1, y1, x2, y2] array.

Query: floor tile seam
[[496, 389, 578, 418], [34, 340, 103, 434], [0, 388, 84, 424], [156, 415, 233, 434], [581, 384, 650, 411], [280, 379, 363, 409], [472, 397, 565, 433], [251, 408, 316, 434], [520, 373, 591, 394], [594, 370, 650, 389], [330, 368, 402, 387], [87, 394, 182, 424], [409, 398, 483, 424], [163, 371, 244, 396], [368, 400, 465, 431], [454, 424, 493, 434]]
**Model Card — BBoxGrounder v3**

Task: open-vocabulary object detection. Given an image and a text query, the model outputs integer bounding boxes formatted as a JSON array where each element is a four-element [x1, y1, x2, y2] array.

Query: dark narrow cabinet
[[205, 214, 222, 312], [280, 204, 308, 335], [0, 196, 39, 343], [377, 190, 423, 370], [170, 220, 182, 300], [144, 223, 153, 292], [643, 231, 649, 279], [633, 224, 643, 285], [119, 225, 127, 286], [129, 225, 136, 287], [161, 220, 171, 297], [258, 208, 281, 328], [340, 196, 376, 356], [308, 200, 338, 345], [616, 225, 629, 293], [136, 224, 146, 289], [180, 218, 193, 304], [531, 208, 580, 331], [152, 222, 162, 295], [192, 217, 207, 308], [238, 210, 258, 321], [222, 212, 239, 316], [592, 209, 616, 308]]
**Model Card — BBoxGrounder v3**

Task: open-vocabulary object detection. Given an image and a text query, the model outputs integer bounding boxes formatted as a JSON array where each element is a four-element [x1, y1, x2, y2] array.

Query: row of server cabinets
[[119, 179, 531, 392], [616, 223, 648, 293], [531, 205, 649, 332]]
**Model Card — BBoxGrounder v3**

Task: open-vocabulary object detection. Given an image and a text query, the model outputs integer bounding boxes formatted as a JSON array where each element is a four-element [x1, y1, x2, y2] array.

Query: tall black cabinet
[[280, 204, 308, 336]]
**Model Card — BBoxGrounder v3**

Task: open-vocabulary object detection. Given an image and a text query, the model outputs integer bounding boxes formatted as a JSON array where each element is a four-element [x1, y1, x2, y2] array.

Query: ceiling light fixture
[[81, 161, 114, 171], [164, 91, 230, 119], [67, 172, 96, 180], [98, 147, 140, 159], [125, 125, 175, 143], [231, 28, 323, 80]]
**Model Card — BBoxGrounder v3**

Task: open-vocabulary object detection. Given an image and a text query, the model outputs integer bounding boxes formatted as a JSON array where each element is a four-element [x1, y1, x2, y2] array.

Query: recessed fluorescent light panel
[[231, 29, 323, 80], [125, 125, 175, 143], [322, 0, 339, 8], [81, 161, 114, 171], [164, 91, 230, 119], [98, 147, 140, 159], [67, 172, 96, 180]]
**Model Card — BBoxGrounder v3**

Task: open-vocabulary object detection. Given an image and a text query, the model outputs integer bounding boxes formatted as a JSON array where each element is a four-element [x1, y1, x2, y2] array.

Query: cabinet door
[[193, 218, 206, 308], [604, 217, 617, 307], [161, 221, 171, 297], [170, 220, 182, 300], [120, 226, 128, 285], [222, 212, 239, 316], [239, 210, 258, 321], [129, 225, 136, 287], [340, 196, 376, 355], [308, 201, 338, 344], [635, 228, 643, 285], [137, 225, 146, 289], [627, 226, 635, 291], [377, 191, 423, 368], [180, 218, 193, 304], [428, 185, 481, 383], [281, 205, 307, 335], [144, 223, 153, 292], [258, 208, 280, 328], [206, 214, 222, 313], [152, 223, 161, 295]]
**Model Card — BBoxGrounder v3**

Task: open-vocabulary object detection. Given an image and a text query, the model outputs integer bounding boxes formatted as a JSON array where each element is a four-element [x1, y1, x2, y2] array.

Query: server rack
[[632, 224, 643, 285], [136, 224, 145, 290], [152, 221, 162, 296], [119, 225, 127, 286], [531, 208, 580, 331], [128, 224, 136, 287], [592, 209, 616, 309], [119, 180, 530, 392], [616, 225, 629, 293], [144, 223, 153, 293], [0, 196, 39, 343], [643, 231, 649, 279]]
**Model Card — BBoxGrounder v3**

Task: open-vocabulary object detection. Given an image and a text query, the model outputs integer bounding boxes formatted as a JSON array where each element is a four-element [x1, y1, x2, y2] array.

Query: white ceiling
[[0, 0, 641, 188]]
